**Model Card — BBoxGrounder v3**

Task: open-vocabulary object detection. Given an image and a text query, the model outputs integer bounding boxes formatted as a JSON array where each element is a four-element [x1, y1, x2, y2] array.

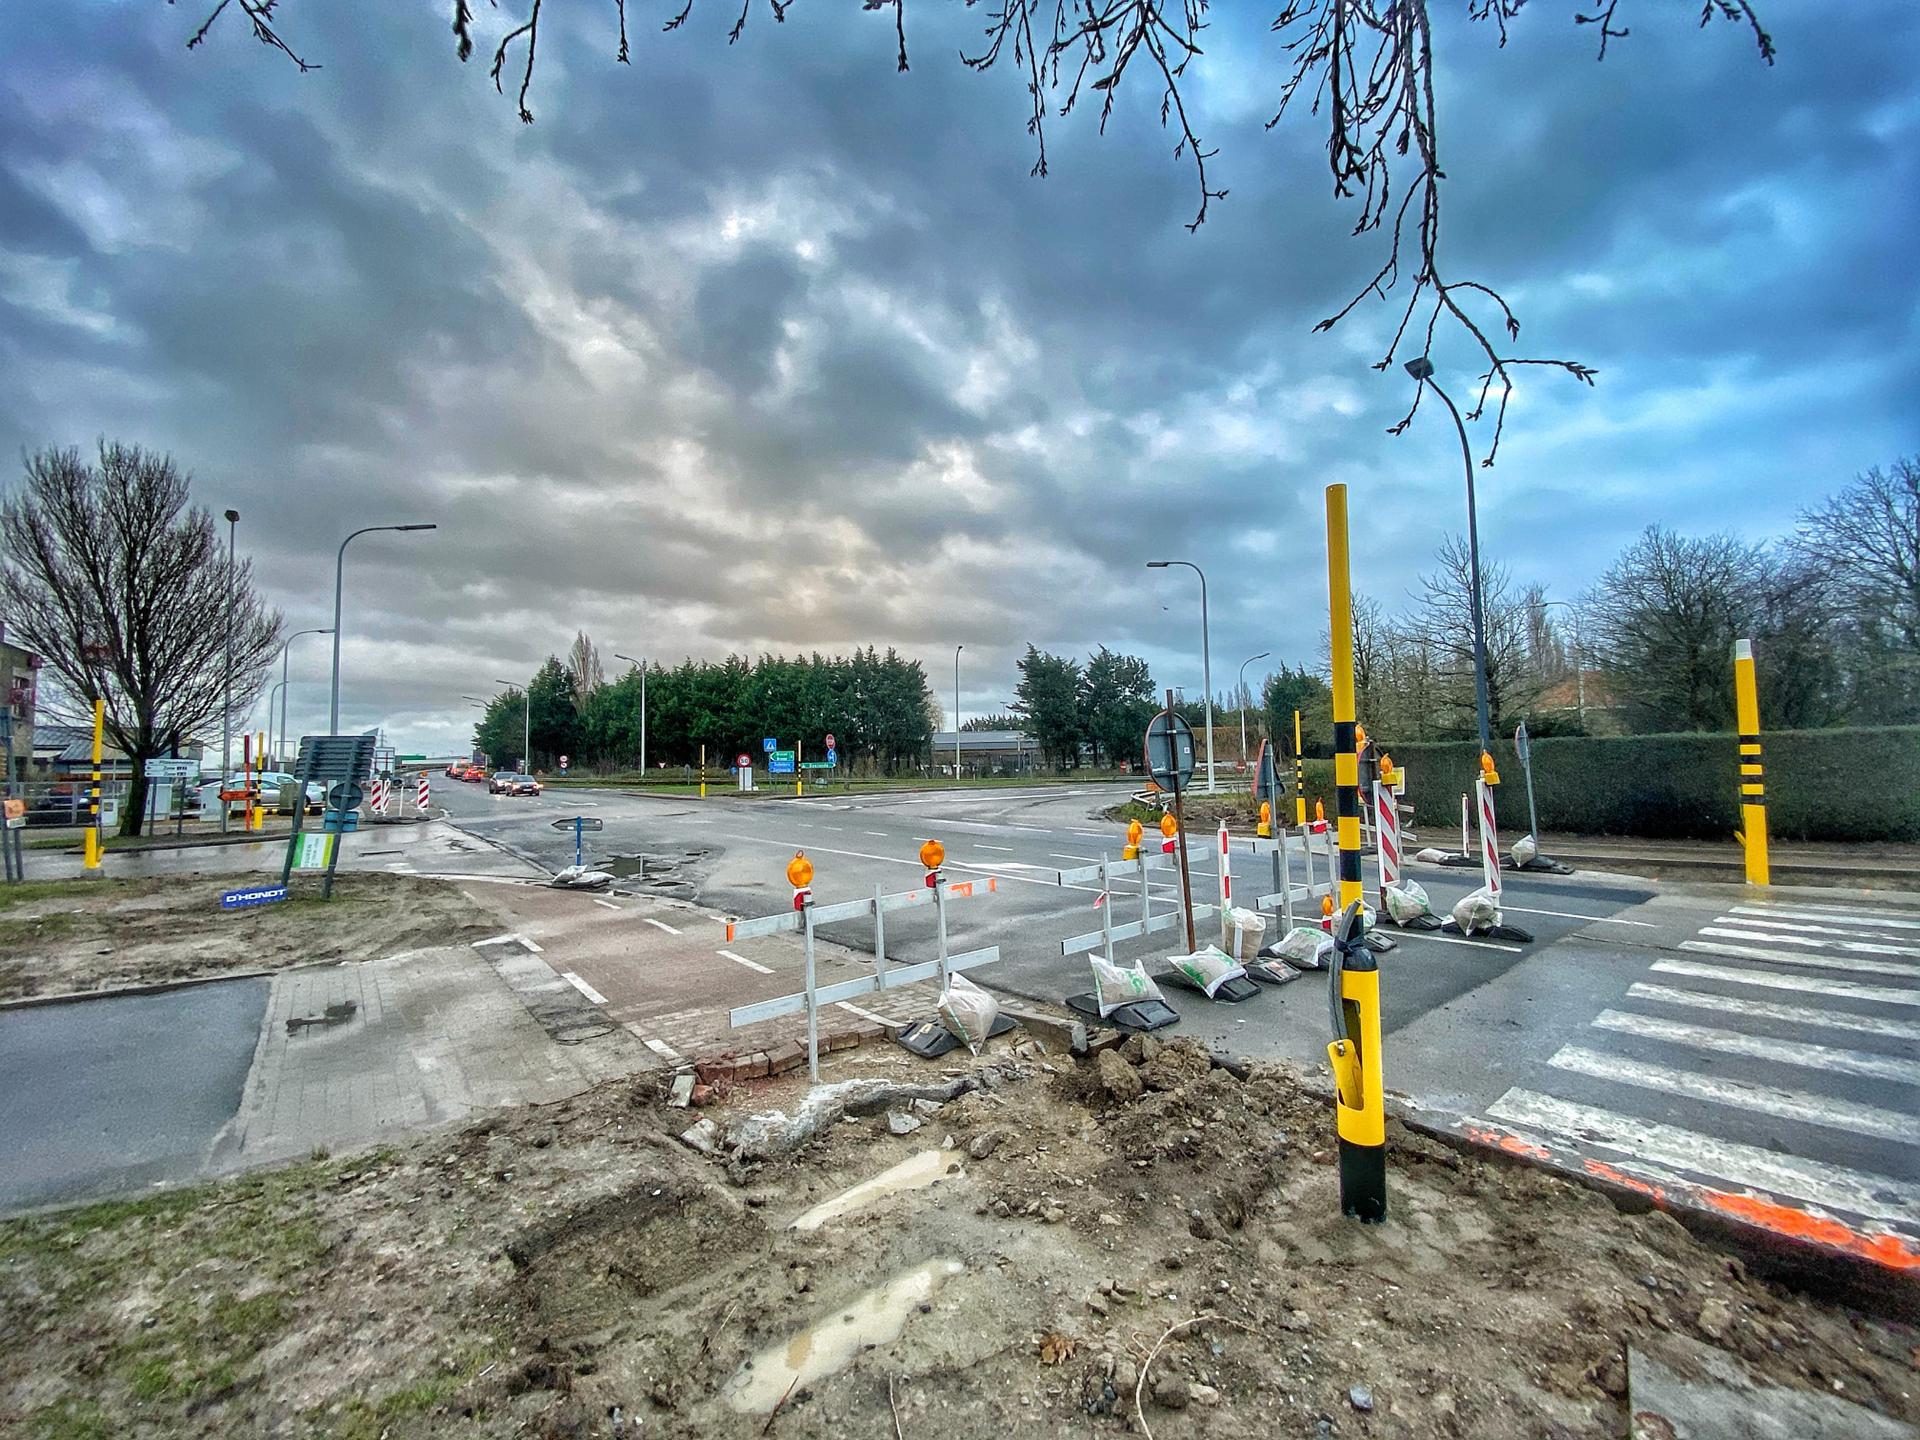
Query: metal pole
[[1415, 375, 1493, 753], [1099, 856, 1115, 965], [1293, 709, 1307, 826], [1148, 561, 1214, 791], [332, 524, 436, 734], [956, 641, 967, 779], [803, 901, 819, 1082], [873, 882, 889, 988], [84, 697, 104, 870], [935, 880, 950, 987], [1166, 688, 1197, 953], [1237, 651, 1269, 767], [640, 663, 647, 776], [222, 510, 237, 832]]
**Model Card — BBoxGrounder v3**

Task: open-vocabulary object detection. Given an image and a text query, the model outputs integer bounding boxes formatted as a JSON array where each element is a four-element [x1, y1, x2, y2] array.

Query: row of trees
[[476, 645, 940, 774], [1010, 646, 1159, 769]]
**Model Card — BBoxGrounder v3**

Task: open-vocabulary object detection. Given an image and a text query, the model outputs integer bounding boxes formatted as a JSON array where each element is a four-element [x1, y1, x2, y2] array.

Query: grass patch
[[23, 1397, 115, 1440]]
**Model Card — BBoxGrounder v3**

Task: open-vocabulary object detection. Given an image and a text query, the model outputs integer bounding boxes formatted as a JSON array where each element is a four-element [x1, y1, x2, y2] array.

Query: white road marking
[[1051, 853, 1102, 863], [516, 934, 543, 953], [643, 917, 683, 935], [719, 949, 774, 974], [974, 844, 1016, 852], [1547, 1045, 1914, 1142], [1594, 1008, 1920, 1085], [1734, 902, 1920, 931], [561, 972, 608, 1005], [1653, 957, 1920, 1008], [835, 1001, 895, 1025], [642, 1035, 683, 1062], [1682, 939, 1920, 979], [1392, 929, 1526, 955], [1499, 904, 1657, 928], [472, 933, 521, 948], [865, 831, 889, 837], [1703, 922, 1920, 959], [1626, 982, 1920, 1042], [1070, 831, 1111, 840], [1484, 1089, 1920, 1225], [591, 898, 621, 911]]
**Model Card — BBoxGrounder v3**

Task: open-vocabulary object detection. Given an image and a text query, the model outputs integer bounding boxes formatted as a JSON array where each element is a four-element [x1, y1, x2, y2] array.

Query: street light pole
[[614, 653, 648, 774], [276, 627, 333, 769], [954, 644, 963, 781], [1404, 359, 1493, 755], [494, 679, 530, 772], [330, 523, 437, 734], [1236, 650, 1270, 763], [222, 509, 238, 833], [1148, 559, 1215, 792]]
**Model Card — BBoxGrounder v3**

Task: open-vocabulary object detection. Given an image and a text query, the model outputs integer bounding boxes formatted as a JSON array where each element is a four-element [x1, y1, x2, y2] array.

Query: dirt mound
[[2, 1037, 1914, 1439]]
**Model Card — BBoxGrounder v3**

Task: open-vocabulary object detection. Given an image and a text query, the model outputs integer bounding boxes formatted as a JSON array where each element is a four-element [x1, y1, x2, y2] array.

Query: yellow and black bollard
[[1733, 638, 1770, 886], [1293, 708, 1307, 827], [1323, 483, 1386, 1223]]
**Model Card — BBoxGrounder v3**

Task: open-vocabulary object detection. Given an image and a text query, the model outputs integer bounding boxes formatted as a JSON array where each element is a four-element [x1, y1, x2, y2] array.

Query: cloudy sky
[[4, 1, 1916, 753]]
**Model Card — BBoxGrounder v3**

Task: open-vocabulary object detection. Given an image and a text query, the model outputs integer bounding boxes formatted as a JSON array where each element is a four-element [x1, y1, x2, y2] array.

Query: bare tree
[[1, 444, 284, 834], [174, 0, 1774, 465], [1393, 534, 1545, 738], [1793, 457, 1920, 721], [567, 630, 605, 708]]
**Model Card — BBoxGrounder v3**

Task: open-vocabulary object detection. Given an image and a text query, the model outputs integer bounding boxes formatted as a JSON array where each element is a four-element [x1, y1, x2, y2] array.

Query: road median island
[[0, 873, 507, 1004], [3, 1034, 1913, 1438]]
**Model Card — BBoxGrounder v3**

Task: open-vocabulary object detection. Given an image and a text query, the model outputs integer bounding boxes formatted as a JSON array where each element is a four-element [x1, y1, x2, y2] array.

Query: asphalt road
[[0, 979, 268, 1212]]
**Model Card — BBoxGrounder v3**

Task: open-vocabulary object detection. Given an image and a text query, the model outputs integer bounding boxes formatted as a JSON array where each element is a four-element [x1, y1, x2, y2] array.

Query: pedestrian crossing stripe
[[1681, 939, 1920, 981], [1485, 1089, 1920, 1228], [1626, 981, 1920, 1042], [1652, 957, 1920, 1007], [1592, 1008, 1920, 1085], [1730, 904, 1920, 934], [1547, 1045, 1914, 1143], [1699, 922, 1920, 959]]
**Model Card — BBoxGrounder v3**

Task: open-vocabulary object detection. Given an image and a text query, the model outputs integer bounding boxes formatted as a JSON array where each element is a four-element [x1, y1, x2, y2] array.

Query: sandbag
[[1265, 925, 1333, 972], [1383, 880, 1434, 925], [1223, 905, 1267, 961], [1412, 847, 1452, 864], [1090, 957, 1166, 1019], [1169, 944, 1249, 999], [1451, 888, 1501, 935], [936, 973, 1000, 1054], [1511, 833, 1538, 867]]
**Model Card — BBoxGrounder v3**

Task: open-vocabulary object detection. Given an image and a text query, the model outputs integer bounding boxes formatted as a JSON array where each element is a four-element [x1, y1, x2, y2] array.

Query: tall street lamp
[[275, 626, 333, 768], [221, 508, 239, 832], [494, 679, 531, 772], [1236, 650, 1271, 763], [614, 653, 647, 774], [330, 523, 437, 733], [953, 644, 963, 781], [1148, 559, 1215, 793], [1404, 358, 1493, 754]]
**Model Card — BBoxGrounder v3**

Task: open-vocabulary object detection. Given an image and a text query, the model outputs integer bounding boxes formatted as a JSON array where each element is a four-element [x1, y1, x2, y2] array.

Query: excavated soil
[[0, 873, 502, 1000], [1, 1038, 1915, 1438]]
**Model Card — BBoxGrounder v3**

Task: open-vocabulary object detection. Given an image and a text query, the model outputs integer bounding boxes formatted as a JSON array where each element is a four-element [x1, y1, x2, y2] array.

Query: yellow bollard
[[83, 697, 105, 870], [1293, 709, 1307, 827], [1323, 482, 1385, 1223], [1733, 639, 1770, 885]]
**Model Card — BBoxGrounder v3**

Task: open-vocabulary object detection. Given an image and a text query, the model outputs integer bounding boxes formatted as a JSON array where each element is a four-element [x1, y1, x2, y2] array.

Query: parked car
[[494, 773, 542, 797]]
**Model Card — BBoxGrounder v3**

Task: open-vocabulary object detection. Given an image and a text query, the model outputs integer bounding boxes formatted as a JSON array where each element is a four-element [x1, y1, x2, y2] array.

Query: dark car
[[498, 773, 542, 797], [487, 769, 516, 794]]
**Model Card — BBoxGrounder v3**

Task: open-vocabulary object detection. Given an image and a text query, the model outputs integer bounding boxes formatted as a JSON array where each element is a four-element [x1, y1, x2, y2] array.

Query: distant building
[[929, 729, 1042, 777], [0, 632, 41, 785], [1534, 669, 1623, 734]]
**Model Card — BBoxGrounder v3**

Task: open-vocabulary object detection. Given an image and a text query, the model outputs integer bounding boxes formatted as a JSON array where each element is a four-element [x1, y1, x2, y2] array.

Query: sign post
[[551, 815, 605, 868], [1144, 696, 1198, 952], [279, 733, 377, 900], [1514, 721, 1539, 847]]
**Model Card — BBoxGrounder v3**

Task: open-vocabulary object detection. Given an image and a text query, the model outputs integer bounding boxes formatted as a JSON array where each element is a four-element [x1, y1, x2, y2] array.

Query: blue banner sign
[[221, 883, 289, 911]]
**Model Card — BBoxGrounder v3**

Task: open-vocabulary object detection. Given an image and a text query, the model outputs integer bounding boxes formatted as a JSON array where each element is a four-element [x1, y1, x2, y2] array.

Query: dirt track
[[2, 1033, 1914, 1438]]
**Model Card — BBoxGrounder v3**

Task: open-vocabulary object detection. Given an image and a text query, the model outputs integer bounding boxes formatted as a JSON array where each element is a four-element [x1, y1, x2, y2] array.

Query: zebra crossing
[[1478, 896, 1920, 1245]]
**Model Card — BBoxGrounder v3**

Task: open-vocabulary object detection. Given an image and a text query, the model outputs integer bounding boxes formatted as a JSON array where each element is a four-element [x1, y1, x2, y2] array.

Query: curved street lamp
[[1148, 559, 1215, 792], [329, 523, 437, 733], [614, 653, 647, 774], [275, 627, 333, 767], [1236, 650, 1271, 763]]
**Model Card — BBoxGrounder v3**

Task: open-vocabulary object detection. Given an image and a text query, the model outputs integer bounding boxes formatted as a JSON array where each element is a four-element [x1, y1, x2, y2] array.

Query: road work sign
[[221, 883, 289, 910]]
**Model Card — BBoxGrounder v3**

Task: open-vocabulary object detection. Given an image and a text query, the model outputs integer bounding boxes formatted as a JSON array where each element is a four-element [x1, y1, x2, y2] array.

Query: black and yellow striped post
[[83, 696, 104, 871], [1733, 638, 1769, 886], [1323, 483, 1386, 1222]]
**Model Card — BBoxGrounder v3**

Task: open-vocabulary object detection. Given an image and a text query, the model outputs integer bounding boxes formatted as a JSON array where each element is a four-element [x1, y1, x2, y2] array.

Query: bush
[[1374, 726, 1920, 842]]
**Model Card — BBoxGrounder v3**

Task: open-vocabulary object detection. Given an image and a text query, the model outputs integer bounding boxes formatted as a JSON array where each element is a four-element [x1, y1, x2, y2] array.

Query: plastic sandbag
[[1264, 925, 1332, 971], [1090, 957, 1165, 1018], [1451, 888, 1501, 935], [1383, 880, 1434, 925], [549, 865, 614, 890], [1412, 847, 1452, 864], [1224, 905, 1267, 961], [1170, 944, 1249, 999], [1511, 833, 1538, 868], [936, 973, 1001, 1054]]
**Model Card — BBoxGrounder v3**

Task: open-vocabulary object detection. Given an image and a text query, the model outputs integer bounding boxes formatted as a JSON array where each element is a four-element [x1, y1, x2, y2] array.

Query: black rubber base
[[1338, 1139, 1387, 1223], [1065, 993, 1181, 1032], [1515, 855, 1575, 876], [1362, 932, 1397, 954], [896, 1013, 1018, 1058], [1260, 940, 1327, 971], [1440, 920, 1535, 945], [1244, 959, 1300, 986], [1384, 914, 1444, 932], [1155, 970, 1263, 1004]]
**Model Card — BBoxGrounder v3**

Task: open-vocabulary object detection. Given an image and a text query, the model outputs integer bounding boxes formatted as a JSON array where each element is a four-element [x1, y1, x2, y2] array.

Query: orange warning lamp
[[1158, 812, 1178, 838], [1123, 818, 1143, 860], [786, 851, 814, 910], [1321, 894, 1335, 926], [1314, 799, 1326, 824], [1355, 723, 1369, 754], [1257, 799, 1272, 839], [919, 839, 945, 871], [1479, 750, 1500, 787], [1379, 752, 1398, 787]]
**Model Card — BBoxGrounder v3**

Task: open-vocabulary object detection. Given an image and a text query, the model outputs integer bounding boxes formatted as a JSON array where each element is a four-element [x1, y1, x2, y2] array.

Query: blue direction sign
[[825, 746, 838, 768], [221, 883, 288, 911], [762, 737, 778, 753], [768, 749, 796, 776]]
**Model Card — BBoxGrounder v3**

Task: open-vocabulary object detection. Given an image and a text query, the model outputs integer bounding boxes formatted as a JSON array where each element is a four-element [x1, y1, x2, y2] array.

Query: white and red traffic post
[[1476, 777, 1503, 904], [1374, 780, 1401, 907], [416, 772, 431, 813], [1216, 819, 1233, 945]]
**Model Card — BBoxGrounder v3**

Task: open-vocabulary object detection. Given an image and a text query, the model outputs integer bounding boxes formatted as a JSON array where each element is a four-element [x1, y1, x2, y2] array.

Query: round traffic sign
[[824, 732, 836, 749], [736, 753, 751, 768], [1143, 710, 1197, 791]]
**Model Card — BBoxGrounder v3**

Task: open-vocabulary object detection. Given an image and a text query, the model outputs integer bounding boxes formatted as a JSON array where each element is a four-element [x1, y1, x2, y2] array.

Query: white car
[[192, 771, 326, 816]]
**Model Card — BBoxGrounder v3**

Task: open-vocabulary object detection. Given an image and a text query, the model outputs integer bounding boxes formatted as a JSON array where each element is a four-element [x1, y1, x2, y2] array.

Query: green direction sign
[[768, 749, 797, 776], [799, 760, 834, 770]]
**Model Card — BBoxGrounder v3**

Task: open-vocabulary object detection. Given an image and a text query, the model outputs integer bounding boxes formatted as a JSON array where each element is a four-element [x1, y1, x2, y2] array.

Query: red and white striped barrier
[[1374, 781, 1401, 903], [415, 773, 431, 814], [1476, 777, 1502, 902], [370, 777, 388, 816], [1217, 820, 1233, 911]]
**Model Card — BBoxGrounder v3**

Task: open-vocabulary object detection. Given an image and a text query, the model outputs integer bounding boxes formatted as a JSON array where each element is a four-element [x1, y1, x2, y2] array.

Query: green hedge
[[1358, 726, 1920, 842]]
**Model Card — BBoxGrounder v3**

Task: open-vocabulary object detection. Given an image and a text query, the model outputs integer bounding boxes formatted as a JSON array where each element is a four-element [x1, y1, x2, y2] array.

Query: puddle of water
[[788, 1150, 963, 1232], [722, 1259, 963, 1415]]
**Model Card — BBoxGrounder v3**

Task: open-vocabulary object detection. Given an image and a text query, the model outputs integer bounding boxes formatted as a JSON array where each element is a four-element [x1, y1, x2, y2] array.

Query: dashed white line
[[1547, 1045, 1914, 1142], [591, 898, 621, 911], [719, 949, 774, 975], [561, 971, 608, 1005], [865, 831, 889, 837], [974, 844, 1015, 852], [643, 917, 683, 935]]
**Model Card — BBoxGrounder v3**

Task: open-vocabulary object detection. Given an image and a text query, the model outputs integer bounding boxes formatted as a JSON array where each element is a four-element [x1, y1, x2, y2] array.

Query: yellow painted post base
[[83, 830, 100, 870], [1741, 803, 1770, 886]]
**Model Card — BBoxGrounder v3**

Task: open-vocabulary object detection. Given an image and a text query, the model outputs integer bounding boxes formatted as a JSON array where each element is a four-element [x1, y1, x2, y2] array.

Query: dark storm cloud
[[1, 1, 1916, 748]]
